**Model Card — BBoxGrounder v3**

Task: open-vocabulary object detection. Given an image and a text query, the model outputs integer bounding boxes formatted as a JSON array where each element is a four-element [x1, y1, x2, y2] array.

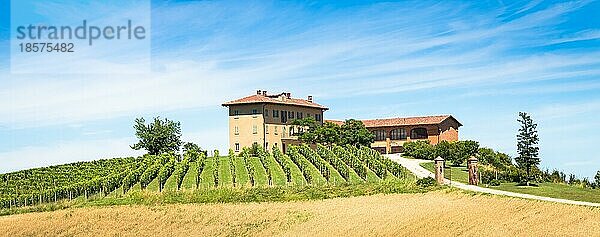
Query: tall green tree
[[340, 119, 375, 147], [131, 117, 182, 155], [515, 112, 540, 185], [595, 170, 600, 189]]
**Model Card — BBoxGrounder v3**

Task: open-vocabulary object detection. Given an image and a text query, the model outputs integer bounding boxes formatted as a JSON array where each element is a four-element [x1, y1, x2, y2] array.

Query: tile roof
[[326, 115, 462, 127], [222, 93, 329, 110]]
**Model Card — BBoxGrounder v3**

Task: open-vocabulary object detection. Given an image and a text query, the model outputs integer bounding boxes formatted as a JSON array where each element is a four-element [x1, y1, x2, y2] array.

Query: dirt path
[[386, 154, 600, 207]]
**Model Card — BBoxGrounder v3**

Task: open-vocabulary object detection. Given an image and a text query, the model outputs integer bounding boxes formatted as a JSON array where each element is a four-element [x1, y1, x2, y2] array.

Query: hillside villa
[[222, 91, 461, 154]]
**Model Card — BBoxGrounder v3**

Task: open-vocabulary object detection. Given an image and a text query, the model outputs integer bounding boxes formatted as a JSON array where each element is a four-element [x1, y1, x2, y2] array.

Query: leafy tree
[[595, 170, 600, 189], [340, 119, 375, 147], [291, 117, 319, 133], [183, 142, 202, 154], [478, 147, 511, 169], [292, 118, 371, 147], [291, 117, 333, 144], [182, 142, 204, 162], [313, 122, 342, 145], [403, 141, 434, 160], [448, 140, 479, 166], [433, 140, 452, 161], [131, 117, 182, 155], [515, 112, 540, 185]]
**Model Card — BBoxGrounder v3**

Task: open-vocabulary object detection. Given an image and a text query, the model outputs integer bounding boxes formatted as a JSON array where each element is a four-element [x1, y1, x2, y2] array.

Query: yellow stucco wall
[[227, 103, 325, 153]]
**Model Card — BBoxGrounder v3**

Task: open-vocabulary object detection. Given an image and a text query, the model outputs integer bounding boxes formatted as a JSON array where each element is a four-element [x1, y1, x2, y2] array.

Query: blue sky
[[1, 0, 600, 178]]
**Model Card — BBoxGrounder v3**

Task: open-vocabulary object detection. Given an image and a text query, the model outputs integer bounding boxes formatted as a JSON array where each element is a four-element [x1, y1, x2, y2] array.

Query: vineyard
[[0, 144, 408, 209]]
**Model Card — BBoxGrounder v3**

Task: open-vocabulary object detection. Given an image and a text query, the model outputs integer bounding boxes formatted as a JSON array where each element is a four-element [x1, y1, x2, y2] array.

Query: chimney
[[257, 90, 262, 95], [286, 92, 291, 99], [307, 95, 313, 102], [262, 90, 267, 96]]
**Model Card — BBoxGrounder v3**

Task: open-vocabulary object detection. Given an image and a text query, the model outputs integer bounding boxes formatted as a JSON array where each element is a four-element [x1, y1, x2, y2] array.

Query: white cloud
[[0, 137, 144, 173]]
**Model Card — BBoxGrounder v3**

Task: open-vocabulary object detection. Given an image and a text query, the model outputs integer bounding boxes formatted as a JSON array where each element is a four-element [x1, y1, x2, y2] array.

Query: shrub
[[403, 141, 434, 160], [416, 177, 436, 187], [488, 179, 501, 186], [448, 140, 479, 166]]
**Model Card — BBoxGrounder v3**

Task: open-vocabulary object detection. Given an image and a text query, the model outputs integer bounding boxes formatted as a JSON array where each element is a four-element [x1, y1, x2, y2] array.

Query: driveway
[[386, 154, 600, 207]]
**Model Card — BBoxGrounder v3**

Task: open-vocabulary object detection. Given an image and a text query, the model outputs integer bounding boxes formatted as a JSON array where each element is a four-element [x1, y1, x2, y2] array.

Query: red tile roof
[[326, 115, 462, 127], [222, 93, 328, 110]]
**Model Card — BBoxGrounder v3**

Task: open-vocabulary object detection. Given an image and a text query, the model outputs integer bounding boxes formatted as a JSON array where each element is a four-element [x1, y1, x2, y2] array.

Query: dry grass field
[[1, 191, 599, 237]]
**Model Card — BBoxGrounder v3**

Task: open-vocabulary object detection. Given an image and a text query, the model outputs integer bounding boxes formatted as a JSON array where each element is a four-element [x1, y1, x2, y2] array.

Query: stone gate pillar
[[467, 156, 479, 185], [434, 156, 444, 184]]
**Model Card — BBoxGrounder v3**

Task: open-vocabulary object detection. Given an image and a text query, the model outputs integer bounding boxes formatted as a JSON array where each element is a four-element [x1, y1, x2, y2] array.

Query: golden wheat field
[[1, 191, 599, 237]]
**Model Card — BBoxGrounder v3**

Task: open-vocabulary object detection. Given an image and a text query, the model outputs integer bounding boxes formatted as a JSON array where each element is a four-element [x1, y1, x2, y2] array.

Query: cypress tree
[[515, 112, 540, 186]]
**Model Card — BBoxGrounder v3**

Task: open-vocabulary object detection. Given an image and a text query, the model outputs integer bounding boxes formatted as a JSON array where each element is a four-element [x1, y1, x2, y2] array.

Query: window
[[252, 125, 258, 134], [315, 114, 321, 122], [281, 110, 287, 123], [235, 143, 240, 152], [296, 112, 301, 119], [234, 110, 239, 116], [265, 109, 269, 117], [234, 126, 239, 135], [411, 128, 428, 139], [390, 128, 407, 140], [282, 127, 286, 138], [273, 110, 279, 117], [289, 111, 294, 119], [373, 130, 386, 141], [265, 125, 269, 134], [274, 126, 278, 135], [252, 109, 258, 114]]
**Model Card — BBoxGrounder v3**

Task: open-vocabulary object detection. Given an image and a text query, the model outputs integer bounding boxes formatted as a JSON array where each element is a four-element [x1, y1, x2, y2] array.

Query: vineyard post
[[54, 181, 57, 202]]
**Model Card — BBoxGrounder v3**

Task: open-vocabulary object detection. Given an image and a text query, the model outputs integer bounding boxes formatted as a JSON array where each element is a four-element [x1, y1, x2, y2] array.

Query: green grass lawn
[[491, 182, 600, 203], [199, 158, 217, 189], [264, 155, 288, 186], [320, 159, 347, 185], [347, 169, 365, 184], [145, 175, 160, 192], [278, 154, 307, 186], [365, 169, 381, 183], [217, 157, 233, 188], [420, 162, 469, 184], [233, 156, 250, 187], [181, 161, 198, 190], [299, 158, 328, 186], [420, 162, 600, 203], [248, 157, 269, 187]]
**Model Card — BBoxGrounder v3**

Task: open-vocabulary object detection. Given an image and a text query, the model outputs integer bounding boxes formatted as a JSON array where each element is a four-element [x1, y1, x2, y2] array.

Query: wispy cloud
[[1, 1, 599, 177]]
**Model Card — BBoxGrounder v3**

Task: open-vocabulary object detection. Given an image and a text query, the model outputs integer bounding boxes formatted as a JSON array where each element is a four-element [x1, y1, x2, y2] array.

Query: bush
[[448, 140, 479, 166], [403, 141, 434, 160], [488, 179, 501, 186], [416, 177, 437, 187]]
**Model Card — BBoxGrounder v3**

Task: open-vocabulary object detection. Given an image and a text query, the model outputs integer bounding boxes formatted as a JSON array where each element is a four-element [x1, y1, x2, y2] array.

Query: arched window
[[373, 130, 386, 141], [411, 128, 428, 139], [390, 128, 407, 140]]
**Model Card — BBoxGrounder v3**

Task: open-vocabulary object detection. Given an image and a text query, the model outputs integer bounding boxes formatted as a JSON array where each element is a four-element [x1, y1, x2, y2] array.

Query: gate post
[[434, 156, 444, 184], [467, 156, 479, 185]]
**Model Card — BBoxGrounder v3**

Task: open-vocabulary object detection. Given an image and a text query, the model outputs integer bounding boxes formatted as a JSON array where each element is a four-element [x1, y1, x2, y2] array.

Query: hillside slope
[[1, 191, 598, 237]]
